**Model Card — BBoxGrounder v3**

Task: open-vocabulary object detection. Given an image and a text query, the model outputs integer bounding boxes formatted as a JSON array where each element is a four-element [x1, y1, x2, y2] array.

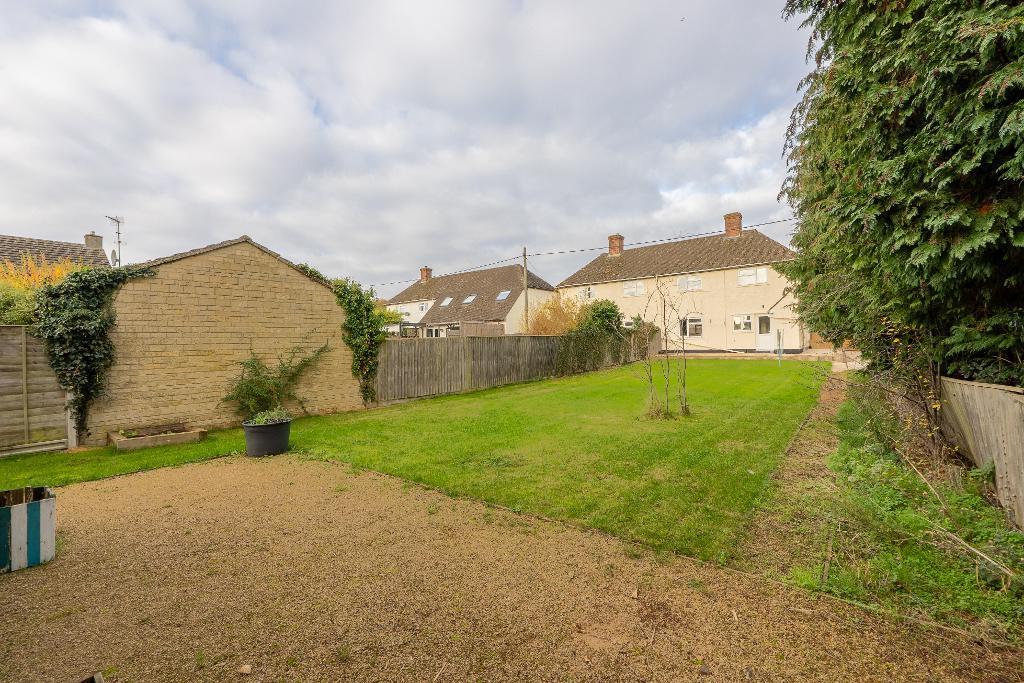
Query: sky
[[0, 1, 811, 297]]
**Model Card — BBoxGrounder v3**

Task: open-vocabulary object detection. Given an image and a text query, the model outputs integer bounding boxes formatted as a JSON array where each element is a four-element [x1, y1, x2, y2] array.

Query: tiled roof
[[557, 230, 795, 287], [0, 234, 110, 267], [389, 264, 554, 325]]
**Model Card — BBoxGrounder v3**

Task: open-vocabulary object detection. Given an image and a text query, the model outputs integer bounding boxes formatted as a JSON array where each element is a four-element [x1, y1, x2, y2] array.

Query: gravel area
[[1, 455, 1017, 682]]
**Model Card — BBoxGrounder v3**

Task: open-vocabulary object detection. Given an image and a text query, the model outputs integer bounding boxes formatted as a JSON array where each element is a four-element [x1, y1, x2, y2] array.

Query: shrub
[[0, 283, 36, 325], [526, 295, 584, 335], [0, 254, 86, 325], [223, 342, 329, 420], [245, 406, 291, 426], [555, 300, 632, 375], [0, 254, 84, 290], [781, 1, 1024, 387], [579, 299, 623, 334]]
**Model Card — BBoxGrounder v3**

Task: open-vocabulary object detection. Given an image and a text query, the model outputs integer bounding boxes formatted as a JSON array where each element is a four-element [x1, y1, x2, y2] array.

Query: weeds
[[793, 400, 1024, 640]]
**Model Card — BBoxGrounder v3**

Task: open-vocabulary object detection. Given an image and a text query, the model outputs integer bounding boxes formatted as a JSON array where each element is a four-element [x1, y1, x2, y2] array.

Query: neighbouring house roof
[[389, 264, 554, 325], [0, 234, 110, 268], [557, 230, 795, 288], [138, 236, 335, 293]]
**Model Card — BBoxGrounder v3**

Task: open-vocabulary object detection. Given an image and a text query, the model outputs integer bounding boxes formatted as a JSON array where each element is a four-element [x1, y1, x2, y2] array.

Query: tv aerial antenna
[[105, 215, 124, 266]]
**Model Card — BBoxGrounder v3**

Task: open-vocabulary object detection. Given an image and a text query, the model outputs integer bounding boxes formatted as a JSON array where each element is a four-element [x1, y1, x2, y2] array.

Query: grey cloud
[[0, 1, 809, 297]]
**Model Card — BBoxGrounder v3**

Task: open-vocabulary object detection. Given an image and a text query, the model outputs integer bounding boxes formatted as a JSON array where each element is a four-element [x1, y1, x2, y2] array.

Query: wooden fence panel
[[940, 376, 1024, 529], [0, 326, 67, 455], [376, 336, 562, 402]]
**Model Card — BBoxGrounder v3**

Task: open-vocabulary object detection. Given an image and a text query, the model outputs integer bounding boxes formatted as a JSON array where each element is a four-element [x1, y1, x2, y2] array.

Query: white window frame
[[580, 286, 594, 300], [681, 316, 703, 337], [496, 290, 511, 301], [738, 267, 768, 286], [677, 275, 702, 291], [733, 314, 753, 332], [418, 302, 428, 312], [463, 294, 477, 304], [623, 280, 646, 297], [440, 297, 452, 307]]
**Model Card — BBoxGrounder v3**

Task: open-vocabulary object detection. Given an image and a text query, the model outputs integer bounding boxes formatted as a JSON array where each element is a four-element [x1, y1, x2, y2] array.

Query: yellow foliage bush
[[526, 294, 585, 335], [0, 254, 83, 290], [0, 255, 86, 324]]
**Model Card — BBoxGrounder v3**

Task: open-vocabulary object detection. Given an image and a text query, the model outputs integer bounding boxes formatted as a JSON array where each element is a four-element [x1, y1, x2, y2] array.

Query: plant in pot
[[224, 342, 329, 457]]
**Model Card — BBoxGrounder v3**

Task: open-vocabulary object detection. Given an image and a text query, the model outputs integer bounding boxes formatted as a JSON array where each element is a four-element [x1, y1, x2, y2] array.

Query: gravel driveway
[[0, 456, 1016, 682]]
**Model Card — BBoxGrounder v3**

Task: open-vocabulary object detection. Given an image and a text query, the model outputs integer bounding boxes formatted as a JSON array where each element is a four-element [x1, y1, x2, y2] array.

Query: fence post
[[21, 326, 29, 442], [462, 337, 473, 390]]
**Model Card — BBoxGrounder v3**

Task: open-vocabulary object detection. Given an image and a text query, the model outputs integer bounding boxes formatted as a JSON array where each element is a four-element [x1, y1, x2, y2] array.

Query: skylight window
[[440, 297, 453, 306], [496, 290, 511, 301], [463, 294, 477, 304]]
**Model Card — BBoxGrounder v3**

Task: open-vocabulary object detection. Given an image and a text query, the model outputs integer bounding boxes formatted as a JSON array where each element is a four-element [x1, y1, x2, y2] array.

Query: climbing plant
[[333, 277, 399, 404], [295, 262, 332, 287], [34, 266, 153, 435]]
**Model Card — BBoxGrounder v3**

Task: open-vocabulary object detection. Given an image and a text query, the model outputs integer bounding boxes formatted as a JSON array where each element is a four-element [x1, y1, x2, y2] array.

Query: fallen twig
[[895, 445, 954, 520], [928, 522, 1016, 581], [820, 522, 837, 586]]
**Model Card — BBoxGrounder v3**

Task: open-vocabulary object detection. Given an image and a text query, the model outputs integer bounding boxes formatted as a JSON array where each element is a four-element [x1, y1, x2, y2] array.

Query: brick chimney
[[724, 212, 742, 237], [419, 266, 432, 282], [608, 234, 624, 256], [84, 231, 103, 250]]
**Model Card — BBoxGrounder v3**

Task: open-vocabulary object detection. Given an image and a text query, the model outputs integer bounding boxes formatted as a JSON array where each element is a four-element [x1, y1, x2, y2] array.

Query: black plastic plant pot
[[242, 419, 291, 457]]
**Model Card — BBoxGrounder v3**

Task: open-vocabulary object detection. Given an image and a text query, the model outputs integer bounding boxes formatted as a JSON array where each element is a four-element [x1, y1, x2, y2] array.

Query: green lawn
[[0, 359, 825, 559]]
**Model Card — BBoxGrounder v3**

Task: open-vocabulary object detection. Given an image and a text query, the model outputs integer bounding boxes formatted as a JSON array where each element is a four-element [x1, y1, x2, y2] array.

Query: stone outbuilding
[[82, 236, 361, 445]]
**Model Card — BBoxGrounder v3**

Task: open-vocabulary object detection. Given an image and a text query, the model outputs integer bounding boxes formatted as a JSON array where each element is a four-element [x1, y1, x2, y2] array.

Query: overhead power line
[[366, 216, 797, 288]]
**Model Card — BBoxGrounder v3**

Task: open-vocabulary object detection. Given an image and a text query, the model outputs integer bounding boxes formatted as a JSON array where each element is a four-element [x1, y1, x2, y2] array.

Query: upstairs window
[[733, 314, 752, 331], [496, 290, 511, 301], [418, 302, 428, 312], [440, 297, 453, 307], [623, 281, 646, 297], [738, 267, 768, 286], [463, 294, 477, 304], [578, 286, 594, 300], [681, 316, 703, 337], [678, 275, 702, 291]]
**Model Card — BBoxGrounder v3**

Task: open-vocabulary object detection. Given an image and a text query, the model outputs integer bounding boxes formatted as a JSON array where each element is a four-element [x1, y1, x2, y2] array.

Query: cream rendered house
[[387, 265, 555, 337], [557, 213, 806, 353]]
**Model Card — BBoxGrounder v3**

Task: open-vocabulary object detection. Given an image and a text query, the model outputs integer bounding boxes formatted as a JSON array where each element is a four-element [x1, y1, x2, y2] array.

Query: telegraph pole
[[105, 215, 124, 266], [522, 246, 529, 333]]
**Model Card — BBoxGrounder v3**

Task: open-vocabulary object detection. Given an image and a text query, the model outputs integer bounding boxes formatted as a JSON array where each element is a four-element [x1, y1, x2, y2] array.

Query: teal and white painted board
[[1, 488, 56, 573]]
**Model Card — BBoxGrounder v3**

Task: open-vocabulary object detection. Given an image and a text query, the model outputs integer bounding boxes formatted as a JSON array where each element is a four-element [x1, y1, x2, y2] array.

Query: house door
[[755, 315, 773, 351]]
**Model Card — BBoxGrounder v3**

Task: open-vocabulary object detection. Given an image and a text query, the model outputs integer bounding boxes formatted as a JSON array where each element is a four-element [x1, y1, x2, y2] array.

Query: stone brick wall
[[83, 241, 362, 445]]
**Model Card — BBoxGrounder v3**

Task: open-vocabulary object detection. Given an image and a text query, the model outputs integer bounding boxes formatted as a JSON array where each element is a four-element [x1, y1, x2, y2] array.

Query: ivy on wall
[[333, 278, 397, 404], [34, 266, 153, 435], [296, 263, 397, 405]]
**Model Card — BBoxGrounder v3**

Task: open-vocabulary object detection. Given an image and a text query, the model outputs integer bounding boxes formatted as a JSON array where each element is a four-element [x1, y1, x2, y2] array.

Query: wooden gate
[[0, 326, 67, 456]]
